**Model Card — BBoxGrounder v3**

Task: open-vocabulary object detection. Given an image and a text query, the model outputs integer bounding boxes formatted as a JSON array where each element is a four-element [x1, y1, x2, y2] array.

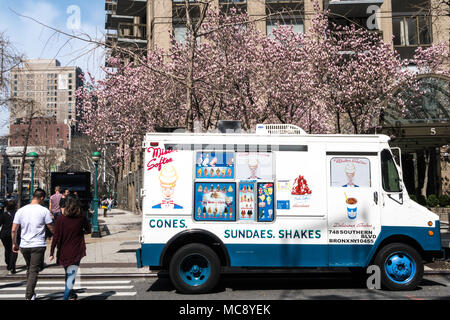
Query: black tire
[[169, 243, 220, 294], [374, 243, 424, 291]]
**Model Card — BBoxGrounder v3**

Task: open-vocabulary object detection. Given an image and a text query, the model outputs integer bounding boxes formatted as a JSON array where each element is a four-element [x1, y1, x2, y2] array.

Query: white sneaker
[[30, 294, 36, 300]]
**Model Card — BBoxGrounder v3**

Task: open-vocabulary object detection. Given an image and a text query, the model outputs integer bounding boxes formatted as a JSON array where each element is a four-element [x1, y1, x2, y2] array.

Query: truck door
[[326, 153, 381, 267]]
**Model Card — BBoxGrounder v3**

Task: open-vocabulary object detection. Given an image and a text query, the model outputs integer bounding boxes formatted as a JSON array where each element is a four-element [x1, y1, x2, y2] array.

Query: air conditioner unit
[[255, 124, 307, 135]]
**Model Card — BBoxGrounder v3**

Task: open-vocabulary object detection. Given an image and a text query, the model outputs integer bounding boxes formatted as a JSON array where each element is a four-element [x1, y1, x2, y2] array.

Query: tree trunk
[[184, 0, 196, 132], [336, 111, 341, 134], [17, 110, 33, 207], [421, 149, 431, 199]]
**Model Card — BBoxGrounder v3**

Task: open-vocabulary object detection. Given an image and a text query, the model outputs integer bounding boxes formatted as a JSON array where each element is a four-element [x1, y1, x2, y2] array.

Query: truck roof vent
[[256, 124, 307, 135], [218, 120, 242, 133]]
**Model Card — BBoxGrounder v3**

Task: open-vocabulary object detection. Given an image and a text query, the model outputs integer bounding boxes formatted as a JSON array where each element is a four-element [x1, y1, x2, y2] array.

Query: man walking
[[12, 189, 54, 300], [59, 188, 70, 215], [49, 186, 63, 222]]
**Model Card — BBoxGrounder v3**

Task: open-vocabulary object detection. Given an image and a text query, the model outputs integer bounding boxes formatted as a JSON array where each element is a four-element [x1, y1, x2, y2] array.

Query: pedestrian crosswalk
[[0, 279, 137, 300]]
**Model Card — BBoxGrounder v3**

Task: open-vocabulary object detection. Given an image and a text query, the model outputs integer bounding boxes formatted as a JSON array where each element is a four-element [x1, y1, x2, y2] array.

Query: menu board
[[257, 182, 274, 222], [195, 152, 234, 179], [238, 181, 256, 221], [194, 182, 236, 221]]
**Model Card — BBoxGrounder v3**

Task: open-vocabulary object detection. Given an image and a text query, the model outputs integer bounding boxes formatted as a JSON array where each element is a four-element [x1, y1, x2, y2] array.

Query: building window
[[265, 1, 304, 38], [392, 16, 431, 47], [173, 24, 187, 44], [266, 19, 304, 37]]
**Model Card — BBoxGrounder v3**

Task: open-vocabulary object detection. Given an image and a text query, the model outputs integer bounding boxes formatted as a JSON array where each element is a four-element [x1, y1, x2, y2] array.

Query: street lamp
[[27, 152, 39, 203], [91, 151, 101, 238]]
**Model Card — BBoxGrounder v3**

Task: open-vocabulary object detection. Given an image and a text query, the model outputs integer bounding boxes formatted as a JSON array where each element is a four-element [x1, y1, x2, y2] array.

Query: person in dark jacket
[[0, 200, 19, 274], [49, 195, 91, 300]]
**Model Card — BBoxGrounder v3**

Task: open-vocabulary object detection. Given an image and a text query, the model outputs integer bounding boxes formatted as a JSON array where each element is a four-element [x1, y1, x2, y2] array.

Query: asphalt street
[[1, 273, 448, 300]]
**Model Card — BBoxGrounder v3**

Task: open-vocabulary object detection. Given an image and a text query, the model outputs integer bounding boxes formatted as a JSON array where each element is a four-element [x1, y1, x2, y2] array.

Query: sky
[[0, 0, 106, 136]]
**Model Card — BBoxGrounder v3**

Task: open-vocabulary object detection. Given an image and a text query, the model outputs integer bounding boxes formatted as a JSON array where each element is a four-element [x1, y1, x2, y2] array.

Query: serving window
[[194, 150, 275, 222]]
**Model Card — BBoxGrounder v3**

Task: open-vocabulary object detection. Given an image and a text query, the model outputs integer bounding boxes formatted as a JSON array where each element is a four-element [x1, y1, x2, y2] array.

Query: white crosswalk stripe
[[0, 279, 137, 300]]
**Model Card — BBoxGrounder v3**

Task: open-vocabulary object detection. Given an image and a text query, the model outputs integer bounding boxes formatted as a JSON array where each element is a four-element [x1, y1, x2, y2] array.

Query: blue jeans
[[63, 262, 80, 300]]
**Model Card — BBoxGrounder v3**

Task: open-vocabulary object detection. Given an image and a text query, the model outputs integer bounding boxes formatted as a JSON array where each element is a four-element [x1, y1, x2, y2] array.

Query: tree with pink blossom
[[76, 1, 449, 159]]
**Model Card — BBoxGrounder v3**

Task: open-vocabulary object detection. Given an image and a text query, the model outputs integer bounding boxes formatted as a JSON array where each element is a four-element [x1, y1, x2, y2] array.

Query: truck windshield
[[381, 149, 402, 193]]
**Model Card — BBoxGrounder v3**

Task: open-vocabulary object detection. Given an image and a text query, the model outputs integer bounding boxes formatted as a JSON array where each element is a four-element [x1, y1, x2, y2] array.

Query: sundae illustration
[[247, 155, 261, 179], [342, 163, 359, 187], [291, 175, 311, 195], [152, 165, 183, 209]]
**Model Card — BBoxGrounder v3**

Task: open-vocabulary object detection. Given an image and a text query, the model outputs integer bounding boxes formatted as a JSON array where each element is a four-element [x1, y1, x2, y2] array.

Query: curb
[[2, 269, 449, 281], [1, 273, 159, 280]]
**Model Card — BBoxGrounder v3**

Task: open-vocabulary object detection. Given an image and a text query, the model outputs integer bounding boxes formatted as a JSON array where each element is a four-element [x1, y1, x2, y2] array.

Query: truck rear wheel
[[374, 243, 424, 291], [169, 243, 220, 294]]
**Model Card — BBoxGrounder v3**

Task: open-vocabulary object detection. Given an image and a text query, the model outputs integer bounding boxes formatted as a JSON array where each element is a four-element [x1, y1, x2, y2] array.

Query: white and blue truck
[[136, 124, 442, 293]]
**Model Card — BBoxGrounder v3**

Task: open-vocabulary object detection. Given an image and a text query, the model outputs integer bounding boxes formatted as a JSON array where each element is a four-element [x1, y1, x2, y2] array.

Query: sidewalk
[[0, 208, 150, 278]]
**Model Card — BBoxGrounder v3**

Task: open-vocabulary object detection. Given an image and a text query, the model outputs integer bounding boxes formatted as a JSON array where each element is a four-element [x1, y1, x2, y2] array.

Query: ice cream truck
[[136, 124, 442, 293]]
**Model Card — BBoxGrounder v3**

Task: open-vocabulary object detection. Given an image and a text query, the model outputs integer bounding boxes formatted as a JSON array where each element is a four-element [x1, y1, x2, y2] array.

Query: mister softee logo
[[146, 147, 177, 171]]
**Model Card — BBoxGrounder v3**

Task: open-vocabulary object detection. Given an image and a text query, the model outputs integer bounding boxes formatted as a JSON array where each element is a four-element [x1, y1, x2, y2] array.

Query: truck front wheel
[[374, 243, 424, 291], [169, 243, 220, 294]]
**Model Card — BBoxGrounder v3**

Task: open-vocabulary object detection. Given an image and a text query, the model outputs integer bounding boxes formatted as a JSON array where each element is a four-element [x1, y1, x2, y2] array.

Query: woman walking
[[0, 200, 19, 274], [49, 195, 90, 300]]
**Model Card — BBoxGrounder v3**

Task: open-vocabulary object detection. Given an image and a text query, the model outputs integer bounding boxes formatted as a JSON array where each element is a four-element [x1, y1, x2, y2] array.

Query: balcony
[[118, 23, 147, 42], [105, 0, 146, 16], [105, 0, 146, 29]]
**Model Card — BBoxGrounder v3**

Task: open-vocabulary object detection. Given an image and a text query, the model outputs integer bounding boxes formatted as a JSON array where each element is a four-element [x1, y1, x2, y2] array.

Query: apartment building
[[105, 0, 449, 58], [105, 0, 449, 212], [7, 59, 83, 196], [10, 59, 82, 128]]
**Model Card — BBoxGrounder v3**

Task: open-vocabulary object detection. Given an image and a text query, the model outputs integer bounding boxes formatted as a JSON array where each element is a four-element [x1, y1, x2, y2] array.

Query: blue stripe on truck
[[137, 223, 441, 268]]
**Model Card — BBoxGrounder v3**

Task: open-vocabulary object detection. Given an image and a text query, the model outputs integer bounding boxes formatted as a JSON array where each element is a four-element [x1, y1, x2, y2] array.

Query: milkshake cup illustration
[[346, 197, 358, 219]]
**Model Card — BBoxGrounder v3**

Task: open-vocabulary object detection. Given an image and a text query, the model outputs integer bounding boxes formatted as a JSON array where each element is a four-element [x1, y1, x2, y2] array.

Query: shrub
[[409, 194, 417, 202], [426, 194, 440, 207], [417, 195, 427, 206], [438, 194, 450, 207]]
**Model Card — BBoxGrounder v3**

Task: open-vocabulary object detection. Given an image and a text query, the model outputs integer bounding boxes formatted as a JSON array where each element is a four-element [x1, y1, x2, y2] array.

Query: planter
[[430, 207, 450, 224]]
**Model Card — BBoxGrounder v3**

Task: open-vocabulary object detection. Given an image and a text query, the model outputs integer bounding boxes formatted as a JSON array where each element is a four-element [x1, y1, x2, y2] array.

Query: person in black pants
[[0, 200, 19, 274]]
